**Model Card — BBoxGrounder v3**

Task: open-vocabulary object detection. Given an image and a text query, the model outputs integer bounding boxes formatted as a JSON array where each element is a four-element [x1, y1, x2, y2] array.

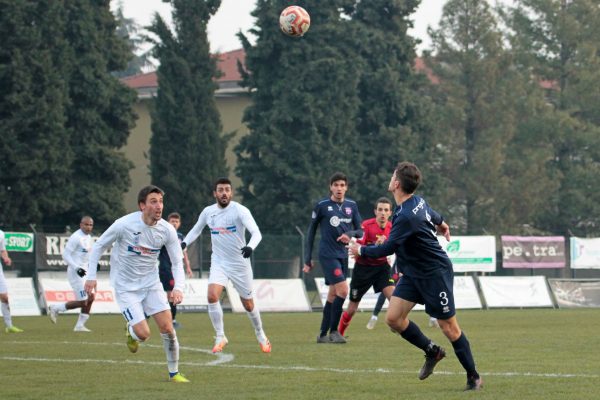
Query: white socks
[[161, 332, 179, 374], [75, 313, 89, 328], [128, 324, 143, 342], [208, 301, 225, 337], [1, 302, 12, 328], [246, 307, 266, 341], [54, 303, 67, 312]]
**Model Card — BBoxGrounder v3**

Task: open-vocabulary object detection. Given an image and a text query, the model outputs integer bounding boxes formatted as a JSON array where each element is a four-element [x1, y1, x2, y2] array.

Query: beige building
[[120, 49, 250, 211]]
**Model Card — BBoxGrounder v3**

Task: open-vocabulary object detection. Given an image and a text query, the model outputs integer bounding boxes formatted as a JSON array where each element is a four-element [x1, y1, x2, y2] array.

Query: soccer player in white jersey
[[0, 229, 23, 333], [182, 177, 270, 354], [84, 185, 189, 383], [48, 216, 95, 332]]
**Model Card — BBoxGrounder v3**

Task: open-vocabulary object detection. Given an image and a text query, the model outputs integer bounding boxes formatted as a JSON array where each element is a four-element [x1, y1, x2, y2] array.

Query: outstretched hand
[[347, 242, 361, 258]]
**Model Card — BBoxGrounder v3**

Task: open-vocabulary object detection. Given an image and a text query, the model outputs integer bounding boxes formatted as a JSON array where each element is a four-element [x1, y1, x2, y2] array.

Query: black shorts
[[159, 265, 174, 292], [319, 256, 348, 285], [349, 262, 394, 302], [393, 268, 456, 320]]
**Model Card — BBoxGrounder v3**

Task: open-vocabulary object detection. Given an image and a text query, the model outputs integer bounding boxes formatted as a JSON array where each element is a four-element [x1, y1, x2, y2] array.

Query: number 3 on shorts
[[439, 291, 448, 306]]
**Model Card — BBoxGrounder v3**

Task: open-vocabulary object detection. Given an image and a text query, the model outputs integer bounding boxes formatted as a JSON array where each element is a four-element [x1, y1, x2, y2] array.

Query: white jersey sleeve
[[87, 221, 121, 281], [0, 230, 5, 252], [240, 206, 262, 250], [183, 209, 209, 246], [165, 224, 185, 292]]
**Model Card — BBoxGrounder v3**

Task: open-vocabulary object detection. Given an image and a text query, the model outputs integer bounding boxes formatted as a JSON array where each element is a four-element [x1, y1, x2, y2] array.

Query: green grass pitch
[[1, 309, 598, 399]]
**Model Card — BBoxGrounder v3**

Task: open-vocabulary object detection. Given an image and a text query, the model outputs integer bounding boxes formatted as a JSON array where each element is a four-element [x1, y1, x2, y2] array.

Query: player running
[[48, 216, 96, 332], [84, 185, 189, 383], [182, 177, 270, 354]]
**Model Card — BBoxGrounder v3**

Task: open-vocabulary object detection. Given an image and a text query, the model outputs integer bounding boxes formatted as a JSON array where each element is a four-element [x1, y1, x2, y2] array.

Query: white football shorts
[[115, 281, 170, 325], [209, 262, 254, 299], [67, 266, 88, 301]]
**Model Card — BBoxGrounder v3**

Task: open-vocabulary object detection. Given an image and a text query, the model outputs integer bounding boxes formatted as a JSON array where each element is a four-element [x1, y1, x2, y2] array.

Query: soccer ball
[[279, 5, 310, 37]]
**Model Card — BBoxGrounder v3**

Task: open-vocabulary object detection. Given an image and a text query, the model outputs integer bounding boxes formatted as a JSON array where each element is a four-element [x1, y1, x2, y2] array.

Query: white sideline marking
[[2, 341, 598, 379], [2, 340, 233, 365]]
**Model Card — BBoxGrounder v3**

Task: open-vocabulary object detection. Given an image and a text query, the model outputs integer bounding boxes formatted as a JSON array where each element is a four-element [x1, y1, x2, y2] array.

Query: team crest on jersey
[[327, 206, 333, 211], [345, 207, 352, 215]]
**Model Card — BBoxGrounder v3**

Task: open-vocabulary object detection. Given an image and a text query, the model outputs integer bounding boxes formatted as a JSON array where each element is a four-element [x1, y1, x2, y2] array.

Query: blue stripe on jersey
[[210, 226, 237, 235]]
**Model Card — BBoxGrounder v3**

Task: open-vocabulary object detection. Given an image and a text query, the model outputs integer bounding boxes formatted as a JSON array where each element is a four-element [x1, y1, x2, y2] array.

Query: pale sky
[[115, 0, 511, 54]]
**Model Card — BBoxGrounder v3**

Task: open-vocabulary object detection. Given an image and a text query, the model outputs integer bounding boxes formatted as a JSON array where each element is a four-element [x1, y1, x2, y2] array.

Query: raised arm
[[182, 210, 207, 248]]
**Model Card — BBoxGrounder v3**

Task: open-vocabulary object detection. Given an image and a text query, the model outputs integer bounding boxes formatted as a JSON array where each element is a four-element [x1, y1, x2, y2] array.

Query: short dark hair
[[374, 197, 393, 209], [394, 162, 421, 194], [329, 172, 347, 186], [137, 185, 164, 206], [213, 177, 232, 191], [167, 212, 181, 221]]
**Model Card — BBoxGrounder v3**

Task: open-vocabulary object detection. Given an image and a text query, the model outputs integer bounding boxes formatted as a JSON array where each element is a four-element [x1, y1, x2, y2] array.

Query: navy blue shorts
[[159, 265, 174, 292], [318, 257, 348, 286], [350, 263, 393, 302], [393, 268, 455, 320]]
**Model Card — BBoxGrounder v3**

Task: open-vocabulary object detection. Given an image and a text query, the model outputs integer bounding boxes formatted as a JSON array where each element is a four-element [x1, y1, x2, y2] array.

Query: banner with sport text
[[570, 237, 600, 269], [437, 236, 496, 273], [227, 279, 311, 312], [501, 236, 565, 268], [548, 279, 600, 308], [4, 232, 34, 253], [35, 233, 111, 271]]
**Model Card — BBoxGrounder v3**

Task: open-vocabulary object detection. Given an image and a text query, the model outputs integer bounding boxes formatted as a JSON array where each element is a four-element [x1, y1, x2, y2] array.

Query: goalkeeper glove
[[241, 246, 253, 258]]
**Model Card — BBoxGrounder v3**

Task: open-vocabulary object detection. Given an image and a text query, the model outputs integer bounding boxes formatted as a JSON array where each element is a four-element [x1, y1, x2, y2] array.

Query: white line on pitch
[[0, 355, 597, 379]]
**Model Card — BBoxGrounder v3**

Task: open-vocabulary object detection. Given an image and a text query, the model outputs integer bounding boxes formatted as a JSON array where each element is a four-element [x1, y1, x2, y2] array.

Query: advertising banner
[[5, 232, 34, 253], [178, 279, 210, 311], [438, 236, 496, 273], [40, 277, 120, 313], [501, 236, 565, 268], [5, 278, 40, 316], [35, 233, 111, 271], [548, 279, 600, 308], [314, 276, 481, 310], [478, 276, 553, 308], [454, 276, 483, 309], [570, 237, 600, 269], [227, 279, 311, 312]]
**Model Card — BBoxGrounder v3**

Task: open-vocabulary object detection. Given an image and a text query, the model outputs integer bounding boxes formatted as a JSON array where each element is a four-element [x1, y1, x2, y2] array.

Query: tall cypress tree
[[350, 0, 442, 214], [60, 1, 136, 227], [149, 0, 228, 226], [236, 0, 363, 232], [0, 1, 72, 228]]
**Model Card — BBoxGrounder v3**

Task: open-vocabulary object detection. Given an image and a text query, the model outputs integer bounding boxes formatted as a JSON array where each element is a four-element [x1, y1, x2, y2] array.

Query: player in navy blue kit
[[349, 162, 482, 391], [303, 172, 363, 344], [158, 212, 192, 329]]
